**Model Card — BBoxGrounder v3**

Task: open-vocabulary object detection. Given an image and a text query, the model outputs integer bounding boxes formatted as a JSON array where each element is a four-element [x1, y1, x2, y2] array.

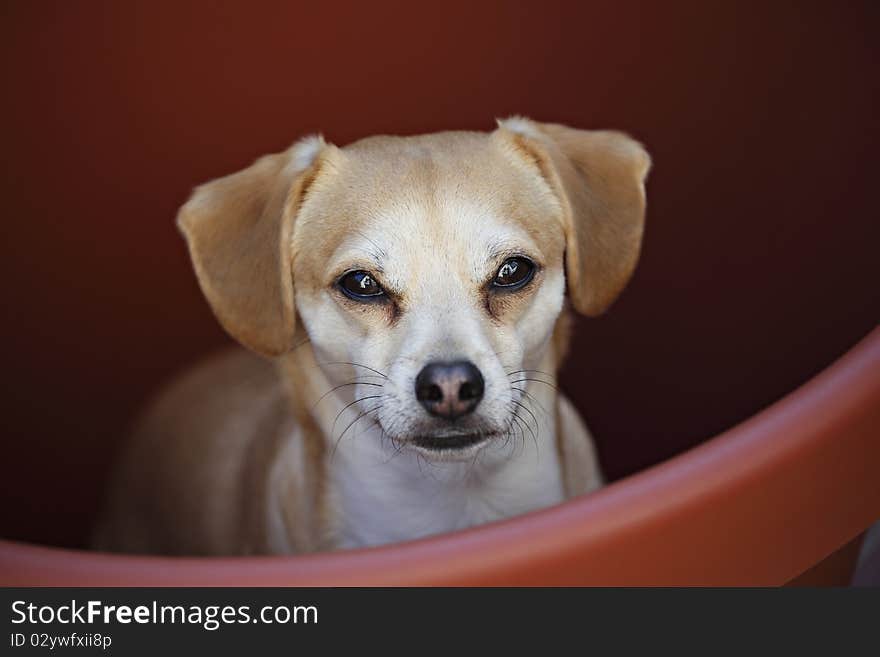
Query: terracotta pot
[[2, 328, 877, 586]]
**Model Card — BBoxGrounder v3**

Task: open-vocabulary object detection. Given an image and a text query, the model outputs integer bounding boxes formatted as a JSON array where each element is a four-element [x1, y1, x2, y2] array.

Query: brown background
[[1, 1, 877, 548]]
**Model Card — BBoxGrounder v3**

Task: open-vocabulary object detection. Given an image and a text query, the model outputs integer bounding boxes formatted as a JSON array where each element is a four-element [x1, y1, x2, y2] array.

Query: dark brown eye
[[339, 270, 385, 300], [492, 257, 535, 290]]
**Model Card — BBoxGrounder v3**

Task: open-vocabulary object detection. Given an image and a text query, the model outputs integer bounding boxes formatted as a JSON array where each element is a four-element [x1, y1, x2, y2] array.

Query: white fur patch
[[288, 134, 326, 173], [496, 115, 541, 139], [300, 192, 570, 548]]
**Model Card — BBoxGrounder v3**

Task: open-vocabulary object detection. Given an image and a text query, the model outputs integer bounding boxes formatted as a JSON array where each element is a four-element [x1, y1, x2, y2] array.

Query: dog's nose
[[415, 361, 485, 419]]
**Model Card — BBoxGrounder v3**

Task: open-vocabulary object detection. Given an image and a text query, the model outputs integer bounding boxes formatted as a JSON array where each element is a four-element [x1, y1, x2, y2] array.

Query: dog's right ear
[[177, 136, 328, 357]]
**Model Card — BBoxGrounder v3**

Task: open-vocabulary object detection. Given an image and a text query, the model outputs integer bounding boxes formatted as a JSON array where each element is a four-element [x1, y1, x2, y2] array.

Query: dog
[[94, 117, 650, 555]]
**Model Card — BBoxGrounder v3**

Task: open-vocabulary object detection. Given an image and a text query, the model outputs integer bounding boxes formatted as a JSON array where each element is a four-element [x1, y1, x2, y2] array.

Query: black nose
[[415, 361, 485, 419]]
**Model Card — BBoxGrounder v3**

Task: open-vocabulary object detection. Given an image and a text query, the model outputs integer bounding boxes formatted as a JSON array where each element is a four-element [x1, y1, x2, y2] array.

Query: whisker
[[321, 361, 389, 380], [330, 403, 383, 461], [312, 380, 384, 410], [510, 398, 540, 459], [381, 435, 408, 464], [352, 230, 388, 259], [506, 368, 555, 378], [510, 404, 534, 452], [509, 408, 530, 458], [504, 408, 519, 444], [508, 377, 559, 391], [511, 385, 550, 418], [330, 394, 383, 437], [499, 412, 514, 451], [340, 405, 381, 443], [511, 398, 540, 436]]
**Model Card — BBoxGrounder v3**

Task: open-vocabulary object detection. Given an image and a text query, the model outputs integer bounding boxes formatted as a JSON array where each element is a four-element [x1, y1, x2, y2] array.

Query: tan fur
[[95, 118, 648, 555], [498, 121, 651, 315]]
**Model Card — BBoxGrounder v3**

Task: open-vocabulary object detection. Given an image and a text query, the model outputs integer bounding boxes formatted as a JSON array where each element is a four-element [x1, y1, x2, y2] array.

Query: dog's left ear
[[496, 118, 651, 316]]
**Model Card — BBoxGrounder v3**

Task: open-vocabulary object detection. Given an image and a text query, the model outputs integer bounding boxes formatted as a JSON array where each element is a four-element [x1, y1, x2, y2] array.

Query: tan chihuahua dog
[[95, 118, 650, 555]]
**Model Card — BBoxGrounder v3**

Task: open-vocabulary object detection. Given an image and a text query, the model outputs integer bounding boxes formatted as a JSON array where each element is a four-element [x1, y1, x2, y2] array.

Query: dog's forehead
[[339, 196, 532, 292], [339, 130, 557, 198], [294, 130, 564, 285]]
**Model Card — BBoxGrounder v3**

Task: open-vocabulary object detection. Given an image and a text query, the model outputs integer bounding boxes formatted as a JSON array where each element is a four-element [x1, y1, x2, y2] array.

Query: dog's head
[[178, 118, 650, 459]]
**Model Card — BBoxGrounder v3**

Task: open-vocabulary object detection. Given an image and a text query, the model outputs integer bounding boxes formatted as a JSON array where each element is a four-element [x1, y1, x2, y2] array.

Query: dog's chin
[[406, 430, 498, 461]]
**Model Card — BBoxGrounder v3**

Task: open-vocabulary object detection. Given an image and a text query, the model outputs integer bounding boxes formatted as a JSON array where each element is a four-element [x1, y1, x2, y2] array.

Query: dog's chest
[[328, 430, 565, 549]]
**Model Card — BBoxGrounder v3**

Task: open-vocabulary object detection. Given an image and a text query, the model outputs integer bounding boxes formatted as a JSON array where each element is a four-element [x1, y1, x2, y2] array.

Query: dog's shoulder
[[95, 348, 295, 555], [155, 347, 281, 409]]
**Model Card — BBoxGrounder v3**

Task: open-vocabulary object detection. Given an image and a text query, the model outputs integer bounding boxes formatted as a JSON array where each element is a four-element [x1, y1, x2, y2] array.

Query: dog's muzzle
[[410, 360, 490, 453]]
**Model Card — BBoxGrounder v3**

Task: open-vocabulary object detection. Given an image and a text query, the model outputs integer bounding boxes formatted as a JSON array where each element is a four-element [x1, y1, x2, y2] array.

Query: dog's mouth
[[410, 431, 494, 452]]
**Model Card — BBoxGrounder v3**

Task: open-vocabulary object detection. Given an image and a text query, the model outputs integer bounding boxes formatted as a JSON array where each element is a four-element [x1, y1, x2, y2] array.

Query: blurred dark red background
[[1, 1, 877, 548]]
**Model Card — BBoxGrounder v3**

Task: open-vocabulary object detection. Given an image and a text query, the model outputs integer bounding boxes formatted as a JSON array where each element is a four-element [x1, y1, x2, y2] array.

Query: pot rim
[[2, 328, 878, 586]]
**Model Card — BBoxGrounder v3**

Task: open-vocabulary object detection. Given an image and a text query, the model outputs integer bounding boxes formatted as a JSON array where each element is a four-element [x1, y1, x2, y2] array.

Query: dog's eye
[[339, 271, 385, 300], [492, 257, 535, 290]]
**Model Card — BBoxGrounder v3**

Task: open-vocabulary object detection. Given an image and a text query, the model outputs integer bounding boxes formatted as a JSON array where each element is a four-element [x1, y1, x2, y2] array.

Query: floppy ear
[[498, 118, 651, 316], [177, 136, 327, 357]]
